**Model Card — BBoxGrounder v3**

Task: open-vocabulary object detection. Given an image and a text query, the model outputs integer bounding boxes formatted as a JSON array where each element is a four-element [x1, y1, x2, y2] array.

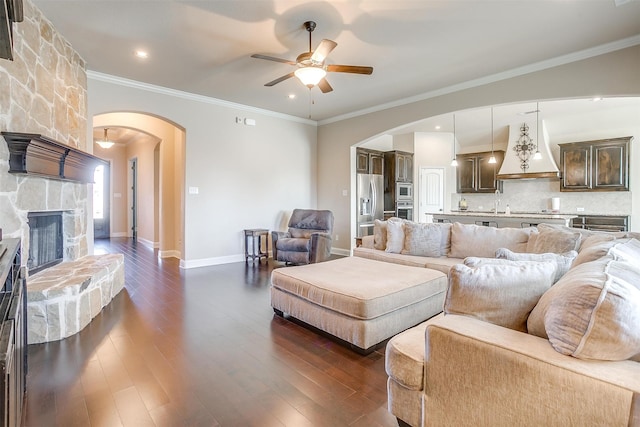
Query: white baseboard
[[180, 253, 246, 269], [110, 232, 128, 238], [137, 237, 159, 249], [158, 250, 181, 259], [331, 247, 350, 257]]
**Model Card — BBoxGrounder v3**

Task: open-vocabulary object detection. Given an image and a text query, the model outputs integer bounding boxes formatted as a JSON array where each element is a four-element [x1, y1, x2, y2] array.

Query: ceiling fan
[[251, 21, 373, 93]]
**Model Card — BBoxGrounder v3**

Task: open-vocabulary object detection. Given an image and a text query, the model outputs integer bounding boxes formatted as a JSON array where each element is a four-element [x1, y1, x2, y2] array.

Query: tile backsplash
[[453, 179, 631, 215]]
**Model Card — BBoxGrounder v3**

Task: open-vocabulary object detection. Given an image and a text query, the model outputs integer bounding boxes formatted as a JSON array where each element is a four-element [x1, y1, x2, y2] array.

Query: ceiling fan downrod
[[304, 21, 316, 53]]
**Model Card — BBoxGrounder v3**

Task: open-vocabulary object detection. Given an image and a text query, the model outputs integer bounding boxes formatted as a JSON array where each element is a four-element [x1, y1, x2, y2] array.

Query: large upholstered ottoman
[[270, 256, 447, 353]]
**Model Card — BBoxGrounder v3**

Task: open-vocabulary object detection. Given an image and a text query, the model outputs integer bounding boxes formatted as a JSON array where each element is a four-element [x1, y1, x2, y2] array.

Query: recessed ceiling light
[[435, 125, 441, 130], [287, 94, 296, 99], [134, 50, 148, 59], [591, 97, 603, 102]]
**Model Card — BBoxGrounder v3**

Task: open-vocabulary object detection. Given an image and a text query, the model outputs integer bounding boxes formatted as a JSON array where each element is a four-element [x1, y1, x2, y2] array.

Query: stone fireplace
[[0, 132, 106, 269], [0, 1, 125, 345], [0, 133, 124, 345], [27, 210, 64, 274]]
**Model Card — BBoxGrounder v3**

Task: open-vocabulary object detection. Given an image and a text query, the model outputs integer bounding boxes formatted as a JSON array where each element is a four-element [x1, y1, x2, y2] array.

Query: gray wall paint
[[88, 78, 318, 266]]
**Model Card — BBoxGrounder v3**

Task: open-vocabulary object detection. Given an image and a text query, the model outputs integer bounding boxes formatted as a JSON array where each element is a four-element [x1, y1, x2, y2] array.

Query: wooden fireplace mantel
[[1, 132, 107, 183]]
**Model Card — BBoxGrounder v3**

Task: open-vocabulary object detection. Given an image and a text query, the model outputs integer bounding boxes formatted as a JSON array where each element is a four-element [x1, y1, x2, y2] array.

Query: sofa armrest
[[423, 314, 640, 426], [271, 231, 291, 259], [309, 232, 332, 263]]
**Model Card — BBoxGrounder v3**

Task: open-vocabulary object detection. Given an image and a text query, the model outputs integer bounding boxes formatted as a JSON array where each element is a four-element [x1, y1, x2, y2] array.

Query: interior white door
[[419, 167, 444, 222]]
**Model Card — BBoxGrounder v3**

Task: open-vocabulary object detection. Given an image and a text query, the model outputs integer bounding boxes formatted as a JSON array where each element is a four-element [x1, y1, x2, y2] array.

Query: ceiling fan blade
[[310, 39, 337, 63], [264, 72, 295, 87], [318, 78, 333, 93], [251, 54, 296, 65], [326, 64, 373, 75]]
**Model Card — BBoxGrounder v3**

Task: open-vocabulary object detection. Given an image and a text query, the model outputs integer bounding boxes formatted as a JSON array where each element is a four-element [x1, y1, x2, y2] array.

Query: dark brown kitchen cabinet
[[560, 137, 631, 192], [384, 150, 413, 182], [356, 148, 384, 175], [456, 151, 504, 193]]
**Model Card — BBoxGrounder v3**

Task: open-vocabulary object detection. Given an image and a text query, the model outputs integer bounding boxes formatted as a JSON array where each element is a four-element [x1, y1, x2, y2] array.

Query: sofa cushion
[[572, 237, 620, 267], [353, 246, 429, 268], [373, 219, 388, 250], [495, 248, 577, 284], [275, 237, 310, 252], [448, 222, 532, 258], [445, 262, 556, 332], [402, 222, 442, 257], [385, 219, 405, 253], [385, 315, 444, 391], [526, 224, 582, 254], [528, 239, 640, 360], [423, 257, 462, 275], [528, 223, 635, 252]]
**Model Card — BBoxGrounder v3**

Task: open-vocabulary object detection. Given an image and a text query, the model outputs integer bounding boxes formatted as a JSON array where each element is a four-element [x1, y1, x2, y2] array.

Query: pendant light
[[96, 128, 114, 149], [450, 114, 458, 167], [488, 107, 497, 164], [533, 102, 542, 160]]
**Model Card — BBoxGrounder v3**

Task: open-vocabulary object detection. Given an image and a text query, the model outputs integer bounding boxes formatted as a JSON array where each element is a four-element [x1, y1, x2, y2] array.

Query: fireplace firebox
[[27, 211, 64, 274]]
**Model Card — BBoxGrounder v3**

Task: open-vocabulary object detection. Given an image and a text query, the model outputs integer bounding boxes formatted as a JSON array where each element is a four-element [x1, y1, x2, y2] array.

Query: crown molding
[[86, 71, 317, 126], [318, 35, 640, 126]]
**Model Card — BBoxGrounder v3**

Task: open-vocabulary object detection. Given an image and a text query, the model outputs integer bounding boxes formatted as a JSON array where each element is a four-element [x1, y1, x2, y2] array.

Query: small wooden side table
[[244, 229, 269, 263]]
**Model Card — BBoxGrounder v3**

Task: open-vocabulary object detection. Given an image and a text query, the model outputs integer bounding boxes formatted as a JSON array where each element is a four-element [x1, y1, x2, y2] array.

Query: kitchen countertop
[[444, 210, 578, 220]]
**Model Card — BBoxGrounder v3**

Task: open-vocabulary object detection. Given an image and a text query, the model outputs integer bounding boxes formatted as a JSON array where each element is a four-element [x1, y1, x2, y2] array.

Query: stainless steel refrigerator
[[356, 173, 384, 237]]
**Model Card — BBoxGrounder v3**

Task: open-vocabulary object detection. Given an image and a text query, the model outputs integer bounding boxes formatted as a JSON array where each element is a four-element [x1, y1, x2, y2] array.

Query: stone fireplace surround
[[0, 0, 126, 343], [0, 134, 124, 344]]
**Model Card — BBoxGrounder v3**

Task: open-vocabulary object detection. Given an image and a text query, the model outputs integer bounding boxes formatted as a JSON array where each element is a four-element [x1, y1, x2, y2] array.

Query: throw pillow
[[436, 222, 453, 256], [445, 262, 556, 332], [495, 248, 577, 284], [609, 237, 640, 262], [385, 219, 405, 253], [526, 224, 581, 254], [401, 222, 442, 257], [373, 219, 388, 250], [571, 237, 629, 267], [528, 257, 640, 361], [448, 222, 532, 259]]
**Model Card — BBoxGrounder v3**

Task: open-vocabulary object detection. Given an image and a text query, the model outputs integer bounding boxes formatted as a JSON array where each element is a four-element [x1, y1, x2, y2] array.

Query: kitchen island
[[433, 210, 577, 228]]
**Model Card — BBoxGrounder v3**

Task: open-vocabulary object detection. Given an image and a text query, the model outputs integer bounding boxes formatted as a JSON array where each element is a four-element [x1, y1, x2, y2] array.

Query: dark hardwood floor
[[23, 238, 398, 427]]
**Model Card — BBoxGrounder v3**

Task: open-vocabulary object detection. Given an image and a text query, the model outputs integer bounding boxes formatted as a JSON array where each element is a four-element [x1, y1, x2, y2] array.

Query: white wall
[[318, 45, 640, 251], [87, 75, 317, 267]]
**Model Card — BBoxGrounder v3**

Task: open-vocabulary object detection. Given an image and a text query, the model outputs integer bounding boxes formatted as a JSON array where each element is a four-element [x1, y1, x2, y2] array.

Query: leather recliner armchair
[[272, 209, 334, 264]]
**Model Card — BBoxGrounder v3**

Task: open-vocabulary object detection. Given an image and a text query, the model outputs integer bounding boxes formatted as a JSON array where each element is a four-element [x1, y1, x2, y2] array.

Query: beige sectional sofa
[[355, 219, 640, 426]]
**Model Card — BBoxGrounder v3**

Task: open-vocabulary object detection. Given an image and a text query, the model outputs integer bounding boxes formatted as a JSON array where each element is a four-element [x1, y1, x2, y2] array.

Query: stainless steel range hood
[[496, 120, 560, 180]]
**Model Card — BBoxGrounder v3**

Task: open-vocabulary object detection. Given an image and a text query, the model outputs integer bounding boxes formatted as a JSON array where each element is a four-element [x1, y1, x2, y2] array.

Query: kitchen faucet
[[494, 189, 501, 213]]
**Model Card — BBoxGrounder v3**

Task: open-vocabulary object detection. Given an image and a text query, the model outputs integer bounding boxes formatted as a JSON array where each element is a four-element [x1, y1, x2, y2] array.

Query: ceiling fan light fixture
[[96, 128, 114, 149], [294, 66, 326, 87]]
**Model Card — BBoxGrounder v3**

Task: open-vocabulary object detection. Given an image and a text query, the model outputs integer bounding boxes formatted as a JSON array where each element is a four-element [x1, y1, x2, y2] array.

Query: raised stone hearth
[[26, 254, 125, 344]]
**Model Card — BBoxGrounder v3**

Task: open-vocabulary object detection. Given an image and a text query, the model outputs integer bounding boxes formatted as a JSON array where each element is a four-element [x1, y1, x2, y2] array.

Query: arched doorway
[[91, 112, 186, 259]]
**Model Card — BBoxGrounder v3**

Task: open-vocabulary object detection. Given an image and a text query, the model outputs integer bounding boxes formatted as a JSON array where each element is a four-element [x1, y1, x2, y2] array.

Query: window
[[93, 165, 104, 219]]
